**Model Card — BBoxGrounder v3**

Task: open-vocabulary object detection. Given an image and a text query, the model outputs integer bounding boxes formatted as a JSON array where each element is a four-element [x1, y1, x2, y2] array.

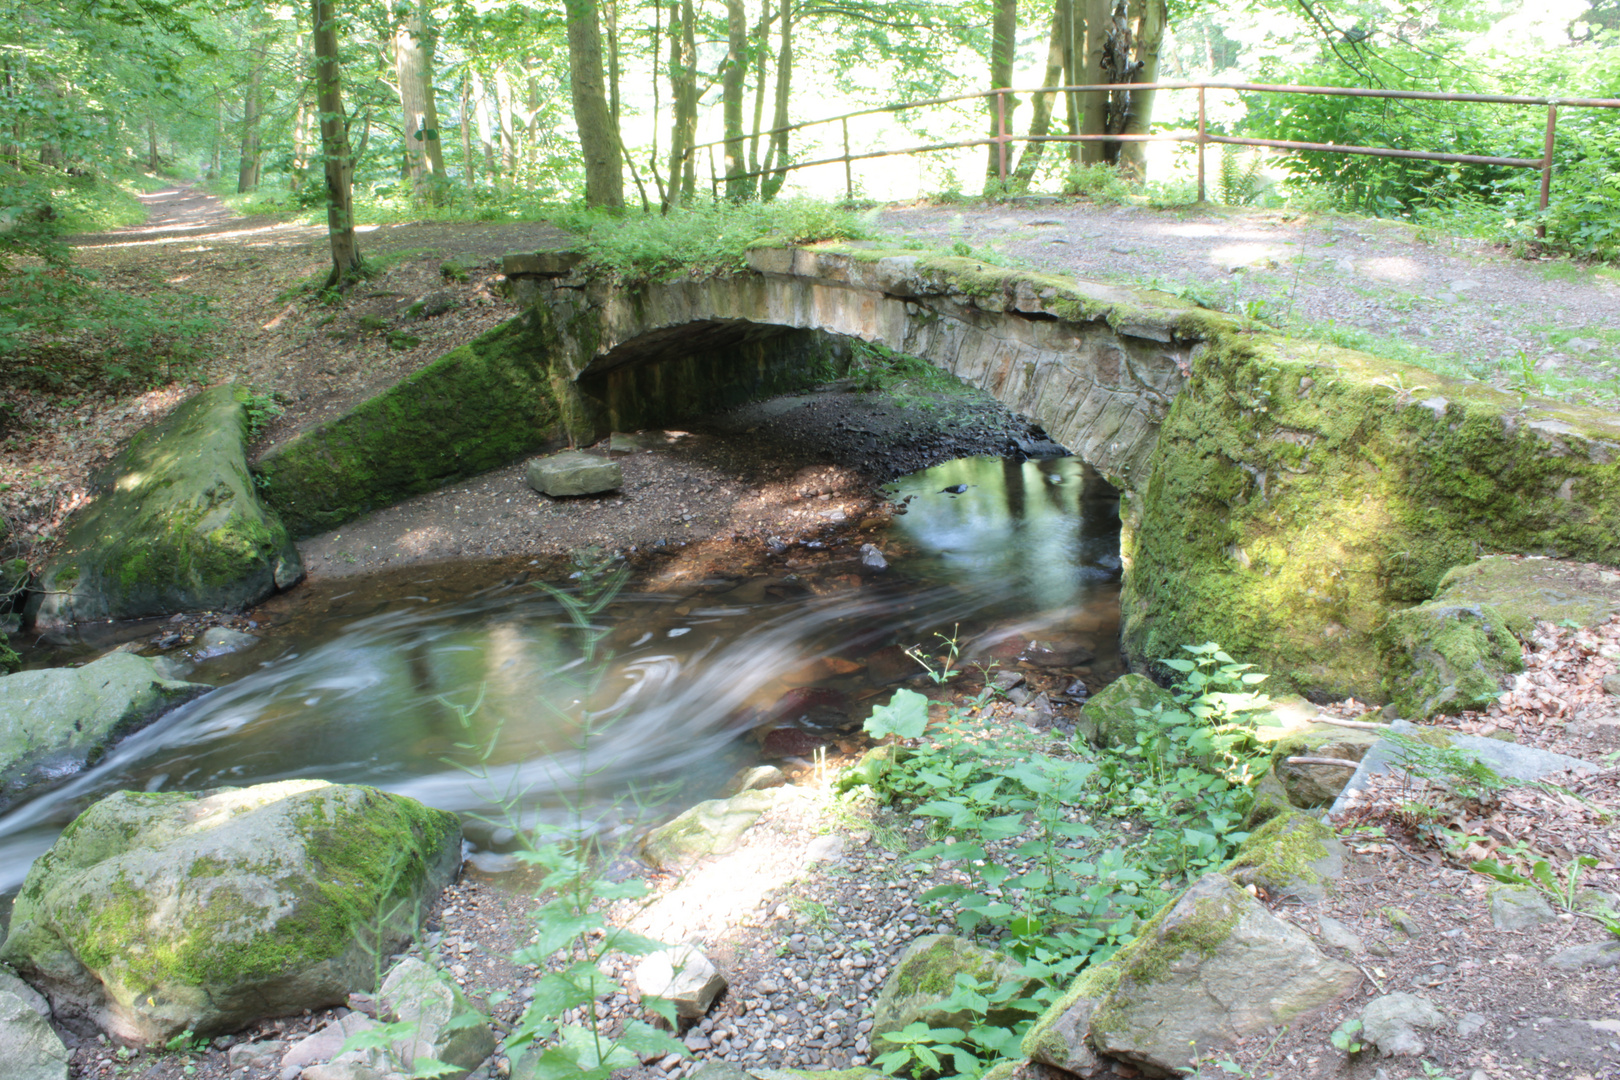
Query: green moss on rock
[[256, 311, 591, 538], [1380, 601, 1524, 719], [1430, 554, 1620, 638], [26, 387, 302, 630], [1122, 329, 1620, 701], [1223, 810, 1342, 901]]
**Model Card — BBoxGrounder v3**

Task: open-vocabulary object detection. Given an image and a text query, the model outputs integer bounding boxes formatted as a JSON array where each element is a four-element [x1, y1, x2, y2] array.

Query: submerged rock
[[0, 651, 210, 812], [526, 450, 622, 496], [0, 780, 461, 1045], [27, 386, 303, 632]]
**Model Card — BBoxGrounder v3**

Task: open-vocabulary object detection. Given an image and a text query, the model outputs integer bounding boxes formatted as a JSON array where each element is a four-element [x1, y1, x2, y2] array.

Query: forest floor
[[8, 186, 1620, 1080]]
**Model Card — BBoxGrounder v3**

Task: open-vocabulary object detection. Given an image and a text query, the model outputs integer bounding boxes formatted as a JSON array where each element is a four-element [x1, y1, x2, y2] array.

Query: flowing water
[[0, 456, 1122, 902]]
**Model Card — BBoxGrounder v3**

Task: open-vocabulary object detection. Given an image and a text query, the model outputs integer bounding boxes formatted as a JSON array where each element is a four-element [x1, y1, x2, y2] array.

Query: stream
[[0, 455, 1122, 904]]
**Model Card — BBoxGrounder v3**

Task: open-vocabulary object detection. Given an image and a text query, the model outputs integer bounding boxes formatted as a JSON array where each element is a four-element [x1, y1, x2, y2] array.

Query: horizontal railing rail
[[681, 81, 1620, 237]]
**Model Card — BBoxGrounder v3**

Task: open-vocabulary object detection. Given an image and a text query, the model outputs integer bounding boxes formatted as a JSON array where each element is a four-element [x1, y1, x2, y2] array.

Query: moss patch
[[1431, 554, 1620, 638], [256, 310, 589, 538], [1222, 811, 1335, 896], [1380, 601, 1524, 719]]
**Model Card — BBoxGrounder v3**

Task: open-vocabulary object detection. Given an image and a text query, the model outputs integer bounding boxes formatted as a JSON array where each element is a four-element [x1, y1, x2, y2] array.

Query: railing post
[[1538, 102, 1557, 239], [842, 117, 854, 200], [996, 89, 1009, 183], [1197, 86, 1207, 203]]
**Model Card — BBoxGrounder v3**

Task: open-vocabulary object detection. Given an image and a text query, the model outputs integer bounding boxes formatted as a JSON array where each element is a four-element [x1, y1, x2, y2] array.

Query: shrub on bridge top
[[552, 199, 876, 283]]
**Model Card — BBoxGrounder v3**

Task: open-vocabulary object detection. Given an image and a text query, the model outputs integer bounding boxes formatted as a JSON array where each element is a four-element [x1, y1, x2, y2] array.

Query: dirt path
[[878, 200, 1620, 404]]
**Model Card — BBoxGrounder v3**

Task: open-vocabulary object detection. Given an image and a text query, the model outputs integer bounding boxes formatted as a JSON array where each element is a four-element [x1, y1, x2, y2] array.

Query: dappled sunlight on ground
[[1360, 255, 1425, 283]]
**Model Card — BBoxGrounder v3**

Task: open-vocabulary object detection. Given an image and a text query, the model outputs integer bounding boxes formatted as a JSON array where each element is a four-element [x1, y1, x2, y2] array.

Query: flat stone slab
[[502, 251, 585, 277], [526, 451, 623, 497], [1330, 719, 1598, 816]]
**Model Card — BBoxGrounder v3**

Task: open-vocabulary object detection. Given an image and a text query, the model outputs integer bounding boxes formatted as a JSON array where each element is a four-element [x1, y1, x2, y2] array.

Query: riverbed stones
[[526, 450, 622, 497], [1087, 873, 1360, 1074], [0, 779, 462, 1045], [0, 985, 70, 1080], [640, 790, 774, 871], [634, 945, 727, 1021], [870, 934, 1025, 1041], [26, 386, 304, 632], [0, 650, 210, 812], [378, 957, 496, 1078], [1360, 992, 1448, 1057], [1380, 602, 1524, 720], [1079, 673, 1177, 749]]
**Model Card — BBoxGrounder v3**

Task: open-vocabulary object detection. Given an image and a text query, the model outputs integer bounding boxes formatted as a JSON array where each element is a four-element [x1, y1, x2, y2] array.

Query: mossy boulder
[[1121, 330, 1620, 702], [1079, 673, 1177, 749], [0, 630, 19, 675], [0, 651, 210, 812], [0, 780, 461, 1045], [1222, 810, 1346, 904], [1269, 723, 1383, 808], [256, 311, 594, 538], [1019, 961, 1120, 1072], [1380, 602, 1524, 720], [639, 790, 774, 871], [870, 934, 1027, 1042], [1431, 554, 1620, 638], [25, 387, 303, 632], [1087, 873, 1359, 1074]]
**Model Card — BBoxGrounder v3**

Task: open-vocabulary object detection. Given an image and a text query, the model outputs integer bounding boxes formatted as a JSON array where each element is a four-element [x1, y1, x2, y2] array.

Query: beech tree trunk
[[237, 39, 266, 193], [666, 0, 699, 208], [395, 8, 445, 203], [760, 0, 792, 201], [470, 67, 499, 190], [722, 0, 749, 199], [749, 0, 772, 178], [1011, 2, 1068, 191], [985, 0, 1017, 184], [1117, 0, 1167, 179], [459, 74, 475, 189], [311, 0, 361, 288], [1078, 0, 1111, 165], [564, 0, 623, 208], [494, 67, 517, 185]]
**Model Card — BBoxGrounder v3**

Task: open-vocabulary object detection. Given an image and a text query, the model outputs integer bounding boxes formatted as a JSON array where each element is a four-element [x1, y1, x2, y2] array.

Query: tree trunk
[[237, 38, 266, 193], [471, 68, 499, 190], [459, 73, 475, 190], [722, 0, 749, 199], [146, 119, 159, 172], [749, 0, 772, 178], [1117, 0, 1167, 180], [1011, 2, 1067, 191], [211, 93, 223, 179], [311, 0, 361, 288], [564, 0, 623, 208], [760, 0, 792, 201], [395, 8, 445, 204], [604, 0, 620, 125], [985, 0, 1017, 184], [1078, 0, 1111, 165], [1059, 0, 1080, 175], [666, 0, 699, 208], [494, 67, 517, 185]]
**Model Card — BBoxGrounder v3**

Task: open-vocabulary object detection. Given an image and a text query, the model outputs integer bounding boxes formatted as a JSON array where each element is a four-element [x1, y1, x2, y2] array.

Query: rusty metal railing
[[684, 81, 1620, 237]]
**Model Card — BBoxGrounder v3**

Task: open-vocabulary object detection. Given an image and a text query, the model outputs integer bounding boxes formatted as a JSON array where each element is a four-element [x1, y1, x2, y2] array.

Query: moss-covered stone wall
[[1122, 330, 1620, 700]]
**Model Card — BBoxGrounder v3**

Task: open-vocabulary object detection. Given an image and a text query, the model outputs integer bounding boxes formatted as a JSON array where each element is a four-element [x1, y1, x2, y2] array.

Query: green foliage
[[865, 688, 930, 741], [1329, 1017, 1364, 1055], [554, 200, 874, 283], [1386, 732, 1507, 804], [1065, 164, 1132, 204], [1216, 148, 1267, 207], [851, 341, 970, 396], [853, 642, 1274, 1079], [240, 390, 284, 441], [1472, 853, 1618, 936]]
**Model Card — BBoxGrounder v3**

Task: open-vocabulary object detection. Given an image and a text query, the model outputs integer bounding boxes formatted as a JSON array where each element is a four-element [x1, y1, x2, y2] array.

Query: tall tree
[[311, 0, 361, 288], [395, 4, 446, 204], [665, 0, 699, 208], [1117, 0, 1168, 179], [237, 30, 268, 192], [722, 0, 749, 199], [985, 0, 1018, 183], [1077, 0, 1112, 164], [1011, 0, 1069, 190], [563, 0, 623, 208], [759, 0, 792, 200]]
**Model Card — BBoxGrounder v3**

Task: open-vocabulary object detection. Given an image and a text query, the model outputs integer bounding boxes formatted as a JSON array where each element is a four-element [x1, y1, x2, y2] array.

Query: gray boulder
[[1222, 810, 1346, 904], [1079, 673, 1177, 749], [1360, 992, 1447, 1057], [1088, 873, 1360, 1074], [1020, 964, 1120, 1073], [0, 651, 210, 811], [640, 790, 773, 871], [1379, 602, 1523, 720], [634, 945, 727, 1021], [1489, 886, 1557, 931], [26, 386, 304, 632], [0, 988, 70, 1080], [1546, 940, 1620, 970], [0, 779, 461, 1045], [1431, 555, 1620, 638], [379, 957, 495, 1079], [871, 934, 1026, 1042], [526, 451, 622, 497]]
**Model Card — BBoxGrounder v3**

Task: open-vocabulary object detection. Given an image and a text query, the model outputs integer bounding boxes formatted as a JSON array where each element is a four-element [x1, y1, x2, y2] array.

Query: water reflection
[[0, 456, 1121, 897]]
